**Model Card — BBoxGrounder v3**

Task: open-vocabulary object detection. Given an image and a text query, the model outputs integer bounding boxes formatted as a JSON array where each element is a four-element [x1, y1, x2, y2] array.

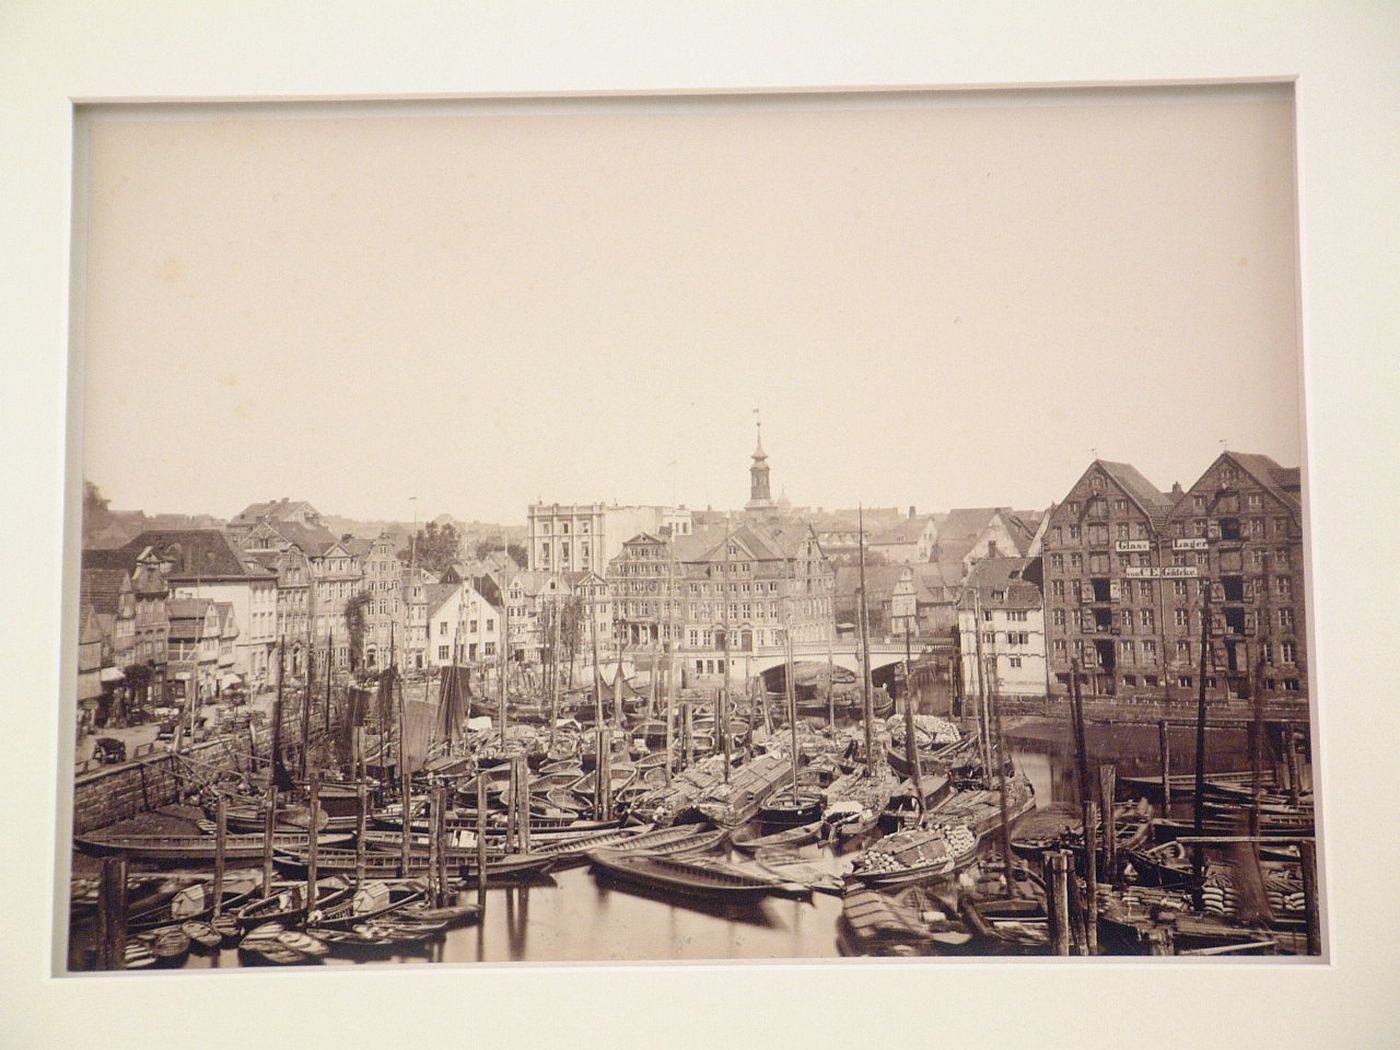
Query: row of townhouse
[[949, 450, 1308, 709]]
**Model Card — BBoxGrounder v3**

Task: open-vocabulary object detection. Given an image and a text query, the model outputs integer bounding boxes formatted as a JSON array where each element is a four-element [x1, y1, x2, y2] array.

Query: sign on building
[[1173, 538, 1209, 551], [1114, 540, 1151, 552], [1125, 565, 1199, 579]]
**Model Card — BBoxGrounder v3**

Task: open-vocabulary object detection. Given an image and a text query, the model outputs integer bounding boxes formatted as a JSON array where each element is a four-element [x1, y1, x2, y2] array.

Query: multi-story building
[[360, 534, 404, 669], [424, 581, 502, 668], [957, 556, 1048, 701], [165, 597, 224, 700], [1041, 460, 1175, 700], [526, 502, 693, 575], [82, 546, 170, 700], [1041, 454, 1306, 705], [80, 567, 137, 672], [1161, 452, 1307, 702], [606, 519, 835, 680], [120, 530, 277, 685], [227, 497, 327, 537], [401, 566, 436, 670], [501, 570, 572, 663], [868, 513, 939, 564]]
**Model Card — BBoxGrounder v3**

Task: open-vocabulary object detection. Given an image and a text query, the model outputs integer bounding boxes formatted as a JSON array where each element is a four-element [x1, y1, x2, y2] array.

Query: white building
[[424, 581, 502, 668], [956, 556, 1048, 701], [526, 502, 693, 575]]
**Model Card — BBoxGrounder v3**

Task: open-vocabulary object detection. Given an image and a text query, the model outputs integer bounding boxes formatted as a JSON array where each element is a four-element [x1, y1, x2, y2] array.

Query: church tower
[[746, 416, 776, 514]]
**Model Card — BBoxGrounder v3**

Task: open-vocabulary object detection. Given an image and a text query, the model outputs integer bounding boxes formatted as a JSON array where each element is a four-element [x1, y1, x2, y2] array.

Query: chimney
[[1171, 482, 1184, 498]]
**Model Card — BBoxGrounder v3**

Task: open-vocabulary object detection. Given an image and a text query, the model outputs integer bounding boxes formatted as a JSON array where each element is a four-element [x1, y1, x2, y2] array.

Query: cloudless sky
[[78, 87, 1301, 524]]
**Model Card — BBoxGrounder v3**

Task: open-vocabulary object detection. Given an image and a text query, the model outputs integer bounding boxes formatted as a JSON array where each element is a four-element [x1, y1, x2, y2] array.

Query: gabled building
[[82, 546, 170, 701], [957, 556, 1048, 702], [868, 513, 938, 564], [119, 530, 277, 684], [424, 581, 502, 668], [76, 603, 108, 732], [80, 568, 137, 672], [360, 534, 404, 670], [1041, 460, 1178, 700], [227, 497, 326, 536], [502, 570, 572, 662], [166, 597, 222, 700], [1161, 452, 1307, 703]]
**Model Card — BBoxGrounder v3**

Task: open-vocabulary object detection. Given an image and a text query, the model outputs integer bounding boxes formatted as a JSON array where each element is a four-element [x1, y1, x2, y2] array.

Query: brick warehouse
[[1040, 453, 1307, 705]]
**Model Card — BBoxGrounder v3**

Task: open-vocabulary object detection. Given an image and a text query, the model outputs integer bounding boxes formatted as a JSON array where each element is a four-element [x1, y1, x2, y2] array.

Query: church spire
[[747, 410, 774, 511]]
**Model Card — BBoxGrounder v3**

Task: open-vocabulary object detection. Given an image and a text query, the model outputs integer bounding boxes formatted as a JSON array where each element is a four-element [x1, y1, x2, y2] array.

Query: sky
[[78, 87, 1301, 525]]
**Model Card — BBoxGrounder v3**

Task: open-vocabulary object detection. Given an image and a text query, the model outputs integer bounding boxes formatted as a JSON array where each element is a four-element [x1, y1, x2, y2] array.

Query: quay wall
[[72, 732, 269, 834]]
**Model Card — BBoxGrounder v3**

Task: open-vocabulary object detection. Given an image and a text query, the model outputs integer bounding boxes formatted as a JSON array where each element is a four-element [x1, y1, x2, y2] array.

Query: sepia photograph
[[57, 82, 1327, 971]]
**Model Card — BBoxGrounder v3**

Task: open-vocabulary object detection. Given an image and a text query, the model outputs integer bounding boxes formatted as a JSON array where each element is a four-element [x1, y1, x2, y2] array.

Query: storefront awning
[[100, 667, 125, 683], [220, 673, 242, 687]]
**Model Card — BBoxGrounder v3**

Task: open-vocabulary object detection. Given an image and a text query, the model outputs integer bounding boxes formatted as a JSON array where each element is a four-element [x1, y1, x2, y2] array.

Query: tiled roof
[[1095, 460, 1172, 525], [938, 508, 1006, 541], [80, 568, 131, 617], [871, 518, 931, 545], [122, 530, 275, 579], [960, 556, 1043, 609], [1223, 452, 1303, 517], [425, 583, 461, 619], [264, 520, 340, 556]]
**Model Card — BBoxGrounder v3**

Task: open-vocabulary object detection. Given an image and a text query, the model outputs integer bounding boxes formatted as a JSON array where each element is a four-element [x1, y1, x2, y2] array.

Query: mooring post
[[212, 795, 227, 917], [1158, 719, 1172, 812], [1046, 849, 1072, 957], [518, 755, 532, 854], [1299, 838, 1322, 956], [260, 784, 278, 898], [307, 767, 320, 910], [1099, 763, 1118, 882], [1284, 722, 1303, 806], [97, 856, 128, 970], [476, 773, 489, 908], [434, 781, 450, 907], [354, 780, 369, 888]]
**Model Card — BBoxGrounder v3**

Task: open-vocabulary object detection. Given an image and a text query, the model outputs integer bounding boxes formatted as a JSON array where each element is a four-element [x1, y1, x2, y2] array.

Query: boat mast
[[783, 558, 800, 802], [499, 595, 510, 741], [549, 597, 561, 751], [903, 623, 926, 816], [857, 506, 875, 777], [826, 619, 836, 730], [301, 609, 313, 780]]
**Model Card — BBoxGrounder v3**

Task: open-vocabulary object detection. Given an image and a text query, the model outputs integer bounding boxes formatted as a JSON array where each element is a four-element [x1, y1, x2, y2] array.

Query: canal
[[76, 717, 1296, 967]]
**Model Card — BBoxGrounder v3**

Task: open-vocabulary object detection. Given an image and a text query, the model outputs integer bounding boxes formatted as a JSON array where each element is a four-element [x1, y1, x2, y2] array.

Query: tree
[[398, 521, 462, 576], [472, 536, 526, 568], [344, 592, 373, 674], [83, 480, 114, 540]]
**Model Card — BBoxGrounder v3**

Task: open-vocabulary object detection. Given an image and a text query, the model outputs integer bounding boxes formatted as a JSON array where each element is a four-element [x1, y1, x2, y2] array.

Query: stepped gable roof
[[121, 530, 275, 580], [79, 568, 131, 617], [1094, 460, 1172, 525], [959, 556, 1043, 610]]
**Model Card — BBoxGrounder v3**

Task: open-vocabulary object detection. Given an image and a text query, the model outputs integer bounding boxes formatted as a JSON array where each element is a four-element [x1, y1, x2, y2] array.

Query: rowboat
[[310, 881, 424, 929], [847, 826, 978, 888], [179, 920, 224, 950], [588, 848, 777, 903], [75, 831, 353, 862], [840, 885, 974, 954], [756, 790, 824, 826], [274, 847, 556, 881], [531, 823, 655, 862], [961, 894, 1050, 953], [135, 926, 192, 967], [731, 820, 822, 852], [127, 877, 258, 932], [238, 921, 325, 965], [232, 876, 353, 927]]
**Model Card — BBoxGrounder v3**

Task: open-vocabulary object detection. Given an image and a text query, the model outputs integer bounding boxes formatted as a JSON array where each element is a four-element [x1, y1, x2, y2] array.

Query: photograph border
[[5, 3, 1397, 1047]]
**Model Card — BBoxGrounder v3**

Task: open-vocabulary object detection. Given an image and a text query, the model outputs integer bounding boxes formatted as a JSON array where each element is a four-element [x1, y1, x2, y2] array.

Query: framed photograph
[[5, 3, 1397, 1047]]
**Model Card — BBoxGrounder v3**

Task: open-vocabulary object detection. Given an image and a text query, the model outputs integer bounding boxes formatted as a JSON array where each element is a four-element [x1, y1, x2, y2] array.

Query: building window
[[1121, 640, 1134, 663], [1174, 609, 1189, 628], [438, 645, 449, 660], [1279, 609, 1294, 630], [1070, 554, 1082, 572], [1143, 640, 1158, 663], [1283, 678, 1300, 692], [1178, 675, 1193, 688], [1277, 577, 1292, 600], [1281, 640, 1297, 664], [1068, 525, 1081, 542], [1051, 580, 1064, 600], [1008, 656, 1022, 669], [1173, 580, 1188, 599], [1176, 641, 1191, 661], [1113, 499, 1128, 515]]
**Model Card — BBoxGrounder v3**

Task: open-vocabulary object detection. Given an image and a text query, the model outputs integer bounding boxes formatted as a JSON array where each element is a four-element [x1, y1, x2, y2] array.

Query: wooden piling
[[1284, 722, 1304, 805], [307, 768, 320, 910], [518, 756, 531, 854], [400, 763, 412, 884], [212, 795, 227, 917], [1147, 928, 1175, 956], [1158, 719, 1172, 812], [260, 784, 278, 897], [1099, 763, 1117, 881], [1068, 661, 1097, 953], [97, 856, 128, 970], [476, 774, 488, 907], [1299, 838, 1322, 956], [1046, 850, 1072, 957], [434, 781, 450, 907], [355, 780, 369, 887], [1192, 586, 1212, 892]]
